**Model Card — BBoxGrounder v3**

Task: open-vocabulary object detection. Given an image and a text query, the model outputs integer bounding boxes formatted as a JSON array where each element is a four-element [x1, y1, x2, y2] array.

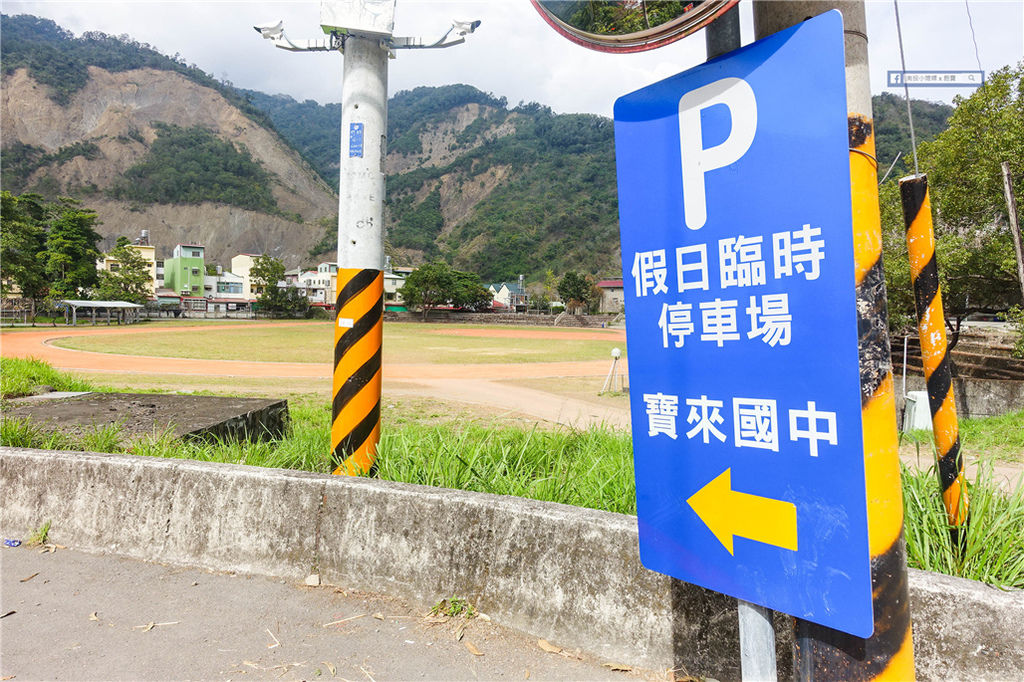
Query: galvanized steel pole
[[707, 9, 780, 681], [753, 2, 916, 679], [331, 34, 388, 475]]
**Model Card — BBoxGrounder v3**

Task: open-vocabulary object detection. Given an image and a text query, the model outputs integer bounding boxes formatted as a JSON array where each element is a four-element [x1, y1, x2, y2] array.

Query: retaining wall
[[1, 448, 1021, 680], [897, 374, 1024, 419]]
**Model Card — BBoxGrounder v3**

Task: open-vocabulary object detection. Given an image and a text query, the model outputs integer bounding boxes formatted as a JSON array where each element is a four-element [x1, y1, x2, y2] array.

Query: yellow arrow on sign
[[686, 468, 798, 555]]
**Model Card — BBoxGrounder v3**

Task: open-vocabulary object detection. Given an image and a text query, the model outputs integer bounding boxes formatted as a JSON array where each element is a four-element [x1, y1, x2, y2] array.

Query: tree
[[397, 262, 490, 317], [249, 254, 288, 315], [41, 198, 102, 299], [882, 62, 1024, 333], [94, 242, 152, 303], [398, 262, 456, 319], [0, 191, 48, 313], [450, 269, 493, 311], [558, 271, 596, 314]]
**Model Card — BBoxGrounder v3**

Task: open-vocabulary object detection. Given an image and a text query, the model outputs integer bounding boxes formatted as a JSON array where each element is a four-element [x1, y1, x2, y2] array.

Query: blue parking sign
[[614, 11, 873, 637]]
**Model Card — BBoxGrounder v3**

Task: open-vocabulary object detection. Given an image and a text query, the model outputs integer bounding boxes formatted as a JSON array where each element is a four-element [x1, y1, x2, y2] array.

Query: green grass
[[903, 463, 1024, 589], [902, 409, 1024, 463], [0, 357, 97, 398], [48, 322, 626, 364], [375, 422, 636, 514]]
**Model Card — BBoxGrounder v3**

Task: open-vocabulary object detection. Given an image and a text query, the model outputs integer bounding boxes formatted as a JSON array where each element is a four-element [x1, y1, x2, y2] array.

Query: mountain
[[256, 86, 620, 282], [252, 86, 953, 282], [872, 92, 953, 174], [1, 14, 337, 269], [1, 14, 953, 282]]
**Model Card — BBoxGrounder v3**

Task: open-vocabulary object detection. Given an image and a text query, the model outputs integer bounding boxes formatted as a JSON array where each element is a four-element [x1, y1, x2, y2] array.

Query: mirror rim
[[530, 0, 740, 53]]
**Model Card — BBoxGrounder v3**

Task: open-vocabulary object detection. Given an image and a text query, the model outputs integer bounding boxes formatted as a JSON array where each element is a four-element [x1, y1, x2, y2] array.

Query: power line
[[893, 0, 919, 176]]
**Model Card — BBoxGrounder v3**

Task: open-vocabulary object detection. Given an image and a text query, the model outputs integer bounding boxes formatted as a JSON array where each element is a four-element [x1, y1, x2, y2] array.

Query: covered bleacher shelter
[[60, 300, 144, 326]]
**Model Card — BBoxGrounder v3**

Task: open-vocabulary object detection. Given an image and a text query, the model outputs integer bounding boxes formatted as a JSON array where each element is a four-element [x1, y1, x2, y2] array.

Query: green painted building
[[163, 244, 205, 297]]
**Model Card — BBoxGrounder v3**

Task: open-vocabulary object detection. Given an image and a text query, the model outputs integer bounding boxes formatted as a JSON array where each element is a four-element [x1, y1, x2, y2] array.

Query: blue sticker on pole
[[349, 122, 364, 157], [614, 11, 873, 638]]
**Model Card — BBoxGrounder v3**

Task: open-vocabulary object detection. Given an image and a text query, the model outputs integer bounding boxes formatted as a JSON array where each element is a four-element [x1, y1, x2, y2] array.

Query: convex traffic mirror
[[531, 1, 739, 53]]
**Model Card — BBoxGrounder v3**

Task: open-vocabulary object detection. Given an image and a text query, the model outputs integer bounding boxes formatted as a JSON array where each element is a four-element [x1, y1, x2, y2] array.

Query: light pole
[[256, 1, 480, 475]]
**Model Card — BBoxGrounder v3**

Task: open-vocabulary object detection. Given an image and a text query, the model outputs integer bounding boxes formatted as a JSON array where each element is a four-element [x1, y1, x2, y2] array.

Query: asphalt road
[[0, 546, 649, 682]]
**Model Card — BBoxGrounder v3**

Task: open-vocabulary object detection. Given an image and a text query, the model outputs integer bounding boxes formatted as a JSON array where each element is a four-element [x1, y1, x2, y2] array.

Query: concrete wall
[[897, 375, 1024, 419], [2, 447, 1021, 681]]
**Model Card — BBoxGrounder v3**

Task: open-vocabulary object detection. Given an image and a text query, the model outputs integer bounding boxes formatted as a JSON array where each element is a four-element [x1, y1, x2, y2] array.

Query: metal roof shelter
[[60, 300, 144, 326]]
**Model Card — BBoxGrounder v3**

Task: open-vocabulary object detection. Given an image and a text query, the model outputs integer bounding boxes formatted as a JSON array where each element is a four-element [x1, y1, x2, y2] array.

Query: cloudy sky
[[5, 1, 1022, 116]]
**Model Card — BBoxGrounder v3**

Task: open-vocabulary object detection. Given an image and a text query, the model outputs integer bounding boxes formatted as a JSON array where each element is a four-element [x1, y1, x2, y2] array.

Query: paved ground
[[0, 545, 657, 682]]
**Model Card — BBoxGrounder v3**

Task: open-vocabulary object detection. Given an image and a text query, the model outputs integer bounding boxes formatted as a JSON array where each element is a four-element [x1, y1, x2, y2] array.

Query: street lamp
[[255, 1, 480, 476]]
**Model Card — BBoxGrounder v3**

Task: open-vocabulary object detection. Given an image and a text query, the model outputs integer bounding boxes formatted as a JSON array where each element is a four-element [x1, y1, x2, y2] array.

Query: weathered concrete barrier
[[1, 447, 1020, 680]]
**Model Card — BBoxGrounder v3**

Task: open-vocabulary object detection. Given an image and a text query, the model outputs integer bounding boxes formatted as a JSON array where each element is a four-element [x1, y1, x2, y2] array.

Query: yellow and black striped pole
[[332, 268, 383, 475], [900, 174, 969, 540], [331, 35, 389, 476], [755, 2, 915, 679]]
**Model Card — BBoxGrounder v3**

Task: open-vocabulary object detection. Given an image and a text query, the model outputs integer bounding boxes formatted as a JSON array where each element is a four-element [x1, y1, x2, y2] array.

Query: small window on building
[[191, 250, 201, 258], [109, 263, 120, 272], [191, 267, 200, 276]]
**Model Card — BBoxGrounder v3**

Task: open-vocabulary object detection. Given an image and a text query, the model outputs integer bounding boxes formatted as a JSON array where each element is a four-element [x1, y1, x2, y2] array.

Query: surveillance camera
[[253, 20, 284, 38], [452, 19, 481, 36]]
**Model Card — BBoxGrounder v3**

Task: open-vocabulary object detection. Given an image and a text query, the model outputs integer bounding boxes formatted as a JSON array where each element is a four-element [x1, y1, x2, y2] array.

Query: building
[[163, 244, 206, 298], [296, 267, 334, 306], [95, 238, 158, 297], [230, 253, 261, 300], [384, 270, 406, 311], [596, 279, 625, 314], [488, 277, 528, 311]]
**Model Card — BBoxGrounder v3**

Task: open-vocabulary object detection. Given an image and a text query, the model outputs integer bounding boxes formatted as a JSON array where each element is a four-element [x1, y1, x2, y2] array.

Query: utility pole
[[255, 2, 480, 475], [1001, 161, 1024, 303], [753, 2, 916, 680]]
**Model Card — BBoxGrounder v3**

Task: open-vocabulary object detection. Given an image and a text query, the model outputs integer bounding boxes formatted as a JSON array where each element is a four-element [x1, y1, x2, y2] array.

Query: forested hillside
[[0, 14, 336, 268], [1, 13, 955, 283], [873, 92, 953, 172], [256, 84, 953, 281]]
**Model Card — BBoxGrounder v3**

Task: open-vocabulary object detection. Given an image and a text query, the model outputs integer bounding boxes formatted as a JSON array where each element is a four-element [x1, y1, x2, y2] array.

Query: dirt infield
[[431, 327, 627, 342], [0, 323, 629, 428]]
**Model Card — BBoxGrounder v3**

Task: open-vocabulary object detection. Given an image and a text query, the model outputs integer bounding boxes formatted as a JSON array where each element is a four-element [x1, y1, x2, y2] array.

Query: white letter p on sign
[[678, 77, 757, 230]]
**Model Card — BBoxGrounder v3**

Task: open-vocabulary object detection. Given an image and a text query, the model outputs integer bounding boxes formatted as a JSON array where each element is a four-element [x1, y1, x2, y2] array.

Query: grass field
[[49, 322, 627, 364]]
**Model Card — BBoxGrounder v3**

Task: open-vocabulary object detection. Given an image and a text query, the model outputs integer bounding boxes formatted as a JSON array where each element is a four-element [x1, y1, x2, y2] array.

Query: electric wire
[[964, 0, 985, 80], [893, 0, 919, 176]]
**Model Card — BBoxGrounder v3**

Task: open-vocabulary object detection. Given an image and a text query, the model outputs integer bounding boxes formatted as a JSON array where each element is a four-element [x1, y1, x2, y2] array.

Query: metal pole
[[705, 2, 741, 60], [900, 173, 970, 549], [707, 9, 781, 680], [1001, 161, 1024, 303], [331, 34, 387, 476], [738, 600, 778, 682], [753, 2, 916, 679]]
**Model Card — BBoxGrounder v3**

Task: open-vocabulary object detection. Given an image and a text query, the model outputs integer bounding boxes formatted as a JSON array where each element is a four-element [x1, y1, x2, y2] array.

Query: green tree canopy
[[398, 262, 491, 317], [249, 254, 287, 314], [0, 191, 48, 302], [558, 271, 596, 313], [41, 198, 102, 299], [882, 61, 1024, 331], [94, 243, 152, 304]]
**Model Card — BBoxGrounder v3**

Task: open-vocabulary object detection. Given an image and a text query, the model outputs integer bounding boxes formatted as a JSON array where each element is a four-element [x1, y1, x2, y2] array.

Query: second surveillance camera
[[452, 19, 481, 35], [253, 20, 284, 38]]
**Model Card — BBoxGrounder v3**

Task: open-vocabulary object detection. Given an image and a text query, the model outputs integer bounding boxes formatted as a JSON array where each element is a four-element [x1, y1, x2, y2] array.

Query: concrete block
[[0, 449, 322, 579], [2, 446, 1021, 680]]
